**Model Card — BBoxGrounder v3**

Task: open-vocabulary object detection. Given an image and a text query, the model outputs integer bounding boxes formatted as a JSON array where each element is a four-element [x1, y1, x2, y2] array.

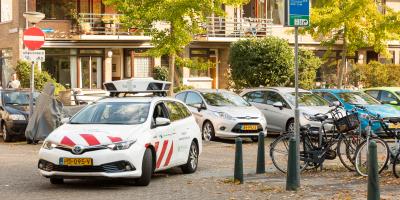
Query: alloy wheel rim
[[288, 122, 294, 133], [189, 144, 198, 169], [203, 123, 212, 141]]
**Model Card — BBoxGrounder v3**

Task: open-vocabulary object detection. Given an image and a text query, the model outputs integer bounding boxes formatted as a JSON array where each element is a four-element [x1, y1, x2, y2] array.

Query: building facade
[[1, 0, 400, 90]]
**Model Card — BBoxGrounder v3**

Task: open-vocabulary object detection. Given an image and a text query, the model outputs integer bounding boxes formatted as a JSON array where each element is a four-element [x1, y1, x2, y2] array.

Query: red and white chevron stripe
[[154, 140, 174, 169], [59, 134, 122, 147]]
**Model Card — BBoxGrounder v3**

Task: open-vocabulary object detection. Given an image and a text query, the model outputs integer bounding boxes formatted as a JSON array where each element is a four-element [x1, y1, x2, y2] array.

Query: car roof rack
[[103, 78, 171, 97]]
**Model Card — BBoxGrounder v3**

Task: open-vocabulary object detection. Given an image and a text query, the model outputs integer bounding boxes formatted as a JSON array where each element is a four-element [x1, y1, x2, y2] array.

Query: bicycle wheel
[[337, 133, 364, 171], [270, 134, 308, 173], [354, 138, 390, 177], [393, 152, 400, 178]]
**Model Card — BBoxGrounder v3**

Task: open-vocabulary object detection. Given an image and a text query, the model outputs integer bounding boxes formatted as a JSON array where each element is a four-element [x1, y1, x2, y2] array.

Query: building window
[[189, 49, 210, 78], [267, 0, 284, 25], [124, 49, 153, 78], [0, 0, 12, 23], [42, 49, 77, 88], [36, 0, 77, 20], [379, 50, 395, 64]]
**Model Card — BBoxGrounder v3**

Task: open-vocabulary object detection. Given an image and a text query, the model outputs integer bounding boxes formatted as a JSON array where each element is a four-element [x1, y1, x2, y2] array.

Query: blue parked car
[[312, 89, 400, 135]]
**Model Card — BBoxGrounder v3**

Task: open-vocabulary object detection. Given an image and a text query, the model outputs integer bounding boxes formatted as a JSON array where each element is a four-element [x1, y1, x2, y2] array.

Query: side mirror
[[330, 101, 342, 107], [155, 117, 171, 127], [61, 117, 70, 124], [272, 101, 284, 109], [192, 103, 206, 112], [390, 101, 398, 105]]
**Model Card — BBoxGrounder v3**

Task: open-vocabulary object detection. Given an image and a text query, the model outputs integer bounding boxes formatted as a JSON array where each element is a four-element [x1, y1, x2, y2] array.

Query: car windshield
[[284, 92, 329, 106], [70, 102, 150, 124], [2, 91, 39, 105], [396, 91, 400, 97], [338, 92, 380, 105], [201, 92, 250, 107]]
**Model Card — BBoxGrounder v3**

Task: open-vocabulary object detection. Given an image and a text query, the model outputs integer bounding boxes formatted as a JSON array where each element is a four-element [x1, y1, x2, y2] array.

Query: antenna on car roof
[[103, 78, 171, 97]]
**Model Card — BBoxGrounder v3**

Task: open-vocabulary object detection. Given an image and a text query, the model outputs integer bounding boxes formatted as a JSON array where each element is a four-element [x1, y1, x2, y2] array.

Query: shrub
[[173, 85, 194, 93], [348, 61, 400, 88], [153, 66, 169, 81], [229, 37, 294, 89], [15, 60, 66, 94], [295, 49, 322, 90]]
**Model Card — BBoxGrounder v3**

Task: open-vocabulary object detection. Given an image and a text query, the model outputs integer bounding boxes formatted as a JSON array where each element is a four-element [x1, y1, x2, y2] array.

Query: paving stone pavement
[[0, 137, 399, 200]]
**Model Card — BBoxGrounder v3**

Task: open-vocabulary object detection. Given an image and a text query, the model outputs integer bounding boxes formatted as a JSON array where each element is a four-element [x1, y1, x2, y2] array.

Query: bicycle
[[270, 104, 362, 173], [353, 105, 400, 177]]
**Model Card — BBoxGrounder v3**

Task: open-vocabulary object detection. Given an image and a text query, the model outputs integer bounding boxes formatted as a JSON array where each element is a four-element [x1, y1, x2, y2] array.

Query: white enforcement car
[[38, 78, 202, 186]]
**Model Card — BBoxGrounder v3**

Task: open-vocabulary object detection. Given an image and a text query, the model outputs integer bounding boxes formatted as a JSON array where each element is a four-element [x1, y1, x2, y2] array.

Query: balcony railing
[[77, 13, 273, 38]]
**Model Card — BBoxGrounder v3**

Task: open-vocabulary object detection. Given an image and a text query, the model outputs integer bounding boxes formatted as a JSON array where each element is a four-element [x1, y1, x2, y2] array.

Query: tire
[[286, 119, 294, 133], [270, 134, 308, 173], [135, 148, 153, 186], [202, 121, 216, 141], [393, 152, 400, 178], [49, 178, 64, 184], [337, 133, 364, 171], [181, 141, 199, 174], [250, 137, 258, 142], [2, 124, 11, 142], [354, 138, 389, 177]]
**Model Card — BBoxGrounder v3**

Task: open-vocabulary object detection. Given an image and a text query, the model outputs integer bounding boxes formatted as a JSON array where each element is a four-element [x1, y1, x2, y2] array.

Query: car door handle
[[181, 132, 188, 135]]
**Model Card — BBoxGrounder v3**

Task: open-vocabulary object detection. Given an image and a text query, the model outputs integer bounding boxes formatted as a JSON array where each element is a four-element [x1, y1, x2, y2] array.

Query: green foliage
[[15, 60, 66, 94], [305, 0, 400, 57], [173, 85, 194, 93], [348, 61, 400, 87], [176, 57, 214, 70], [229, 37, 294, 89], [296, 49, 322, 90], [153, 66, 169, 81], [103, 0, 249, 57]]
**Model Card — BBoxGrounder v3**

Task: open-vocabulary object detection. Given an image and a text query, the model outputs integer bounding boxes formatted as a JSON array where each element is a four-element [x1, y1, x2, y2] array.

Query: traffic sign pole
[[294, 26, 300, 188]]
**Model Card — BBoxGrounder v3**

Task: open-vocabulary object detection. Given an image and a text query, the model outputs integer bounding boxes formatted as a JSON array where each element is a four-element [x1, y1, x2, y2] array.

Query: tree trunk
[[168, 53, 175, 95], [338, 28, 347, 89]]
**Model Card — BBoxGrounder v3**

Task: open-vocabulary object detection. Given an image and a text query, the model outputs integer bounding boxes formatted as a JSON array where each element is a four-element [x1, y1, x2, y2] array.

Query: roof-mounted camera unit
[[103, 78, 171, 97]]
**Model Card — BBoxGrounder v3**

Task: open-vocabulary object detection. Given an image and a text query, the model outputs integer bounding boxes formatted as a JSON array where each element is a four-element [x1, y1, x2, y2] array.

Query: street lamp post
[[23, 12, 45, 118]]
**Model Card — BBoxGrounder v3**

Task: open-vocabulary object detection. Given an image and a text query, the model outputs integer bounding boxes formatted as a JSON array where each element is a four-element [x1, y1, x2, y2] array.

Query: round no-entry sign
[[23, 27, 45, 50]]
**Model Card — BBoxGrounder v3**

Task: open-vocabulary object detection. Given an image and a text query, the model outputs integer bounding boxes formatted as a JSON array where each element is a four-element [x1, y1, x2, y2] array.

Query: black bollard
[[256, 132, 265, 174], [367, 140, 380, 200], [234, 137, 243, 184], [286, 137, 299, 191]]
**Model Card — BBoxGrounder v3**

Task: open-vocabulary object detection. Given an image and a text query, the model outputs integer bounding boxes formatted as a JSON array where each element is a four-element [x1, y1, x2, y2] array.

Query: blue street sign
[[287, 0, 310, 27]]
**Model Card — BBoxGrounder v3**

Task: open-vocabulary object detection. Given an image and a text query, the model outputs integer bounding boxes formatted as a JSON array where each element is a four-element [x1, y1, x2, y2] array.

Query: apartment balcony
[[41, 14, 274, 41]]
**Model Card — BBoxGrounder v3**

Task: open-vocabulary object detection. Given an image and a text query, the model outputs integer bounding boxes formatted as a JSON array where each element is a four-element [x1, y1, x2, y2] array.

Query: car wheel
[[286, 119, 294, 133], [251, 137, 258, 142], [135, 148, 153, 186], [202, 121, 216, 141], [2, 124, 11, 142], [49, 178, 64, 185], [181, 141, 199, 174]]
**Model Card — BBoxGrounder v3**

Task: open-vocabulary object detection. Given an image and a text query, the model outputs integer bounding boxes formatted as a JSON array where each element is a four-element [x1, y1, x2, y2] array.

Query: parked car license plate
[[60, 158, 93, 166], [241, 125, 258, 131], [389, 123, 400, 129]]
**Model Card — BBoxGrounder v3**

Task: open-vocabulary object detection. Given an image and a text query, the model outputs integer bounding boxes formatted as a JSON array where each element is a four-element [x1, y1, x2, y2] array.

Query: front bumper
[[213, 118, 267, 138], [38, 145, 144, 179], [5, 120, 27, 136]]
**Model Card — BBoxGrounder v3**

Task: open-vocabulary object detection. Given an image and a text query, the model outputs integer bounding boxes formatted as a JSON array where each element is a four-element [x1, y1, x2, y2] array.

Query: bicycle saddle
[[312, 113, 328, 122], [300, 124, 311, 131], [388, 117, 400, 124]]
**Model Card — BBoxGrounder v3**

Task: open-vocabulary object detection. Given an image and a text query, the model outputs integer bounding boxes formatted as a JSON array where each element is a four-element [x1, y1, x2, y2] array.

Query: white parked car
[[175, 89, 267, 142], [38, 79, 202, 186]]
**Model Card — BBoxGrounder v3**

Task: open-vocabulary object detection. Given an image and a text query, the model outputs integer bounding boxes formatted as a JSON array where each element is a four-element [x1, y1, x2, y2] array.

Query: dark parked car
[[0, 89, 39, 142]]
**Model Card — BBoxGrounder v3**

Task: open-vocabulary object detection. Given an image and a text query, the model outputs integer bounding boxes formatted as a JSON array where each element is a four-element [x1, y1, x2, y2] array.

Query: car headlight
[[302, 113, 312, 121], [107, 139, 137, 151], [212, 111, 234, 120], [42, 141, 57, 150], [9, 114, 25, 121]]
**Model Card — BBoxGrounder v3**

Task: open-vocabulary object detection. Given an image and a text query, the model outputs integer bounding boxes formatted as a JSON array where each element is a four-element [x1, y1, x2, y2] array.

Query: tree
[[229, 37, 294, 89], [305, 0, 400, 88], [104, 0, 249, 93]]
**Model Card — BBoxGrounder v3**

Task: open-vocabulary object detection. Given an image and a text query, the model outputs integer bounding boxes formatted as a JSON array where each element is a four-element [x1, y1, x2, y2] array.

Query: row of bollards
[[233, 132, 380, 199]]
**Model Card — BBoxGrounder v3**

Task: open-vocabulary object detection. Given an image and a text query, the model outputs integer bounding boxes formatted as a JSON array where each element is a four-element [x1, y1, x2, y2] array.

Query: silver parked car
[[175, 89, 267, 141], [240, 87, 332, 134]]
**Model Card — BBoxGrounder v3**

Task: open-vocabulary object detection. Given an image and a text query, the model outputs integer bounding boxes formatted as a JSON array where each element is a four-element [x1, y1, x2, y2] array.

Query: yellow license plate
[[241, 125, 258, 131], [389, 123, 400, 129], [61, 158, 93, 166]]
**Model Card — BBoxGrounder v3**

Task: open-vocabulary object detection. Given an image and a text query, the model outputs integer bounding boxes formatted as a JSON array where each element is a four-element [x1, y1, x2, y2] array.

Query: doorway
[[80, 56, 103, 89]]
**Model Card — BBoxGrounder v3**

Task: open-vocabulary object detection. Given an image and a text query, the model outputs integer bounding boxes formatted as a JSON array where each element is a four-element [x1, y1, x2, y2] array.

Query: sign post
[[23, 27, 45, 118], [285, 0, 310, 191]]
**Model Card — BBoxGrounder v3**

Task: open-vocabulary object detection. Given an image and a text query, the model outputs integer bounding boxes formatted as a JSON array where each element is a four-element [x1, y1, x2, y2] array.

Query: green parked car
[[364, 87, 400, 110]]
